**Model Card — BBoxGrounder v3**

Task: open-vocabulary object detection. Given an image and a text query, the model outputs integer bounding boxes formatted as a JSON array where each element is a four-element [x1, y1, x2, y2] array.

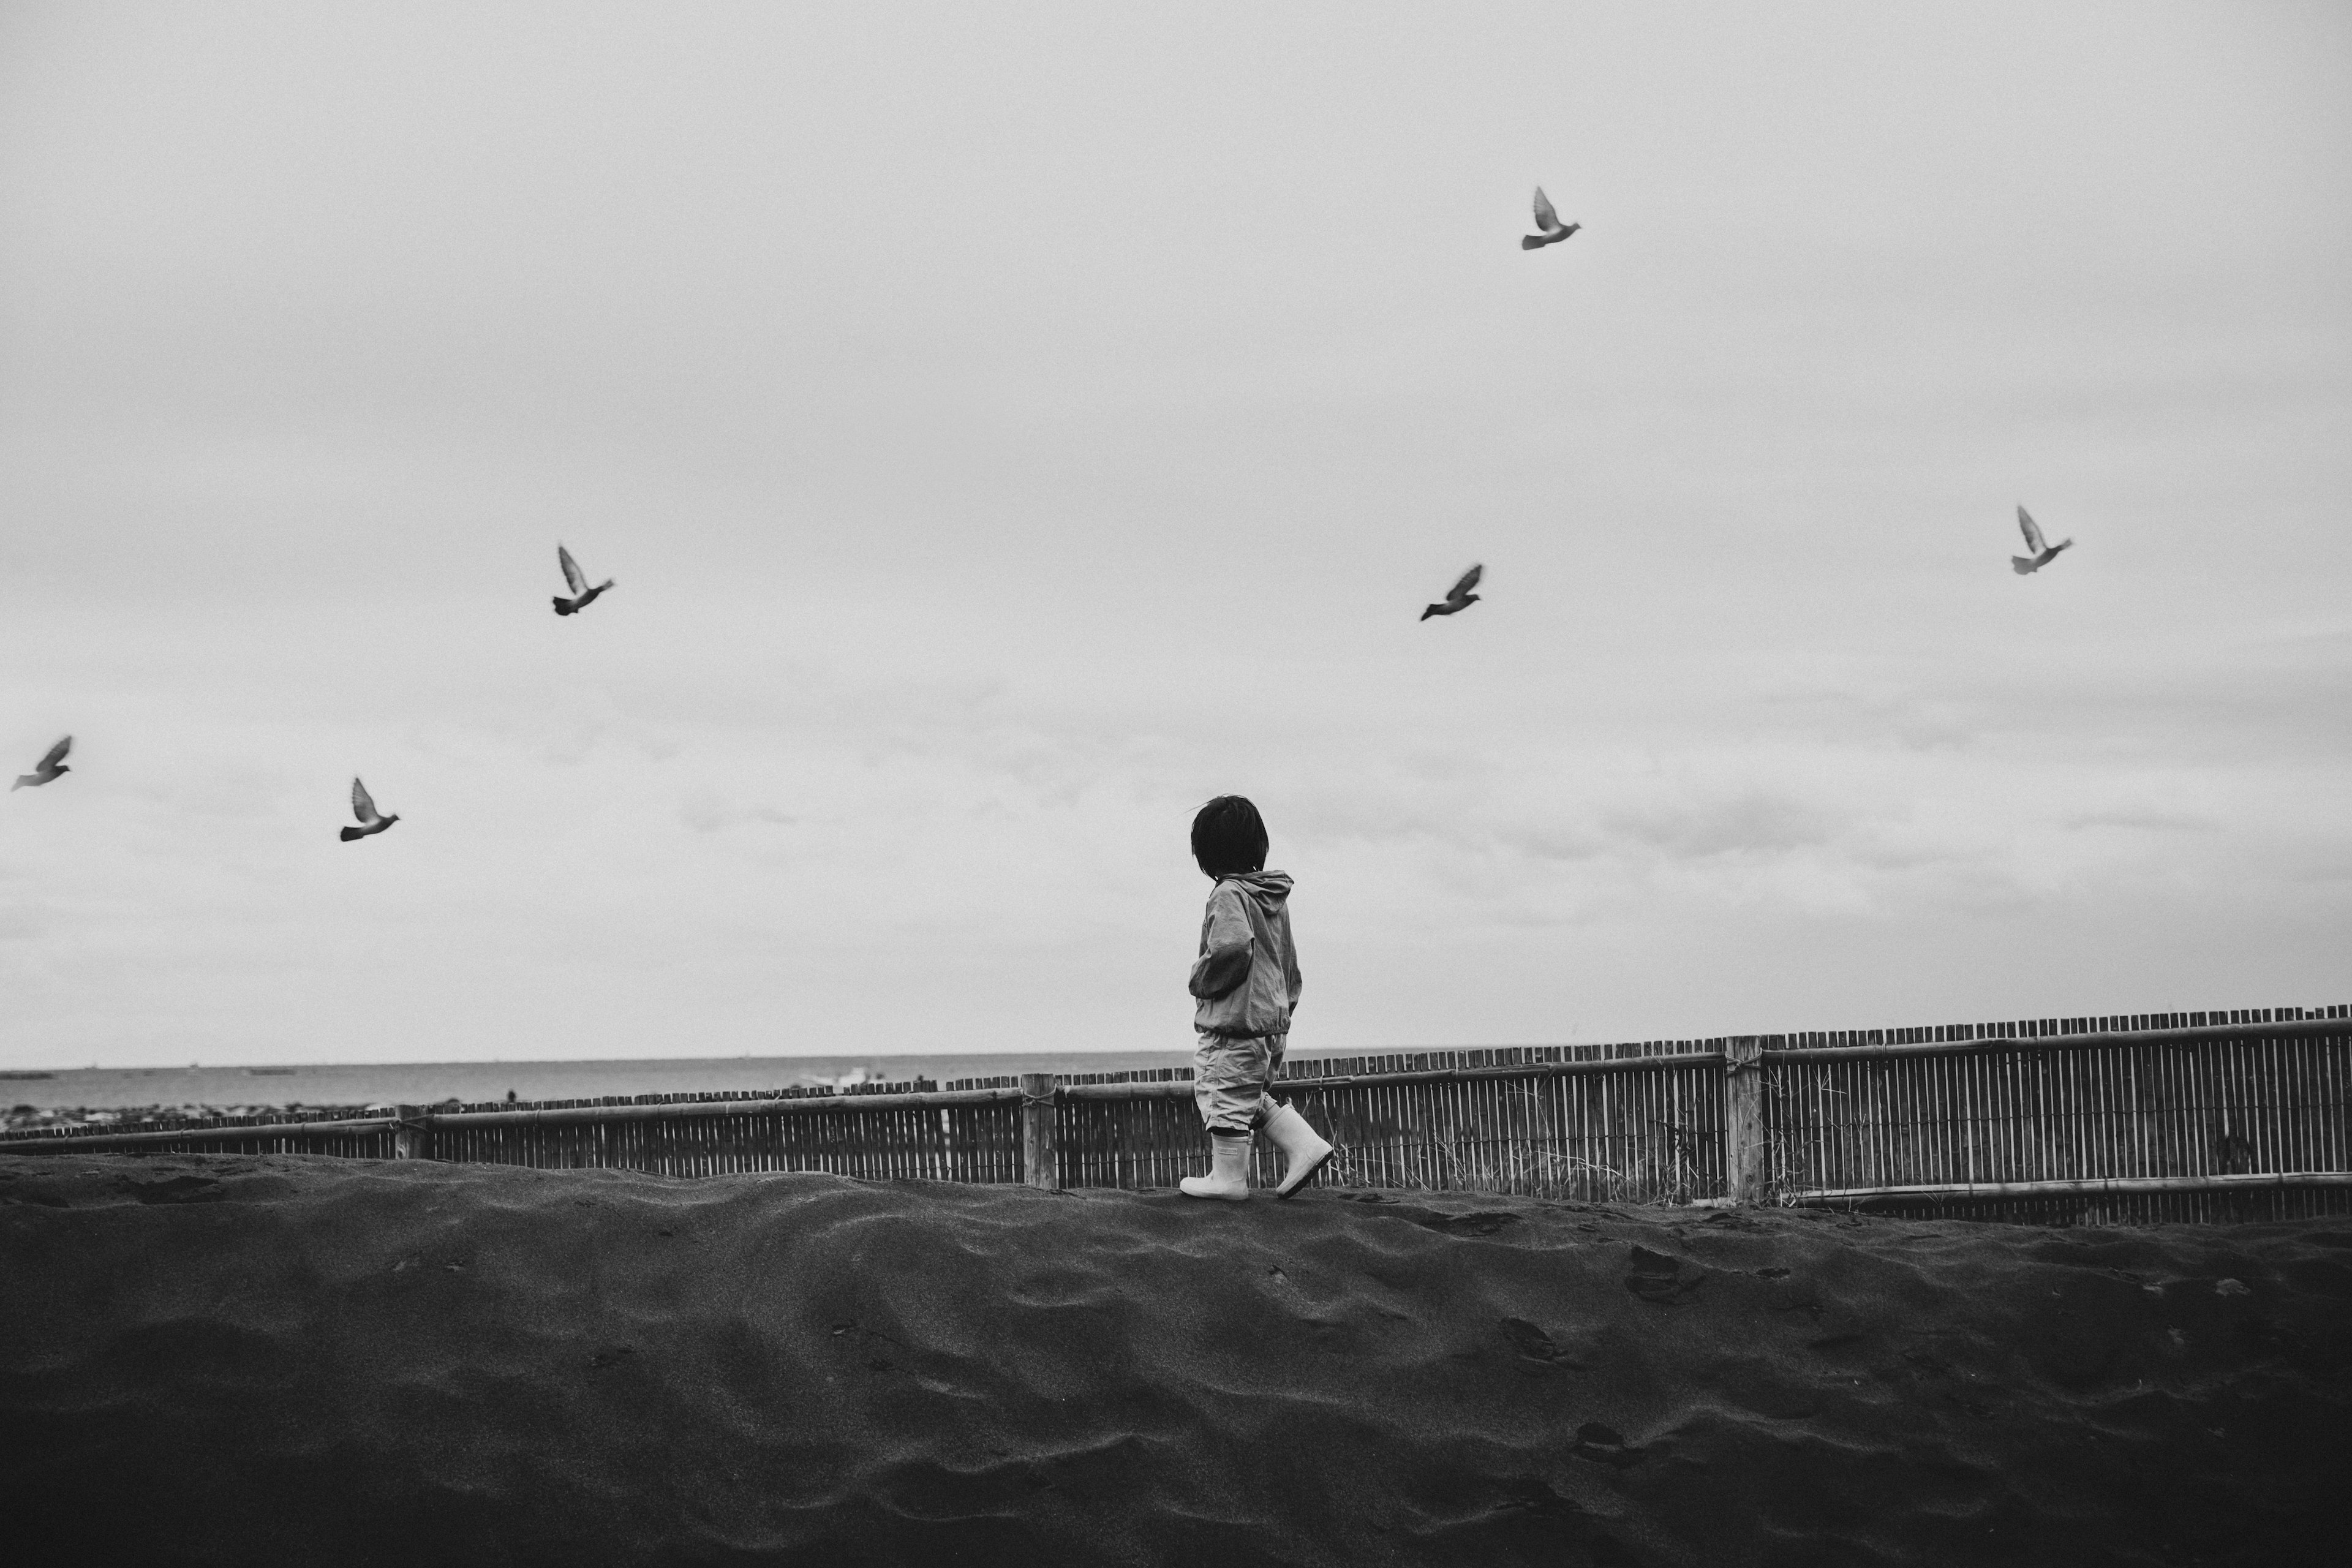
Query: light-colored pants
[[1194, 1030, 1287, 1134]]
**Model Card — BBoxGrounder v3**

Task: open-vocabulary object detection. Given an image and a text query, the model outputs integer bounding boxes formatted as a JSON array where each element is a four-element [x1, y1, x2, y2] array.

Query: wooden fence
[[1762, 1008, 2352, 1223], [4, 1003, 2345, 1223]]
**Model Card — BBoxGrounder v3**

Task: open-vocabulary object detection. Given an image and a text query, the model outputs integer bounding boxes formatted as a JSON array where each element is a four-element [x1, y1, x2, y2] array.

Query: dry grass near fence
[[1311, 1129, 1714, 1205]]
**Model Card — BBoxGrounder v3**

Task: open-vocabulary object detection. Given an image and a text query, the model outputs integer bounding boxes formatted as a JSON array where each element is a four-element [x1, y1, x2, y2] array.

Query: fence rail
[[1787, 1171, 2352, 1205], [5, 1003, 2345, 1223]]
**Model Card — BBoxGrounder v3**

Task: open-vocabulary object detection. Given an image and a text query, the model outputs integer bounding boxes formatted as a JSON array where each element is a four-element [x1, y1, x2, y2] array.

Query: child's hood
[[1221, 870, 1293, 912]]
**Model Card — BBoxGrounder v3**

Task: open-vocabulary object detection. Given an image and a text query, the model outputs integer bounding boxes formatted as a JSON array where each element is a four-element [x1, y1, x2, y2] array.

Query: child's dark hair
[[1191, 796, 1268, 876]]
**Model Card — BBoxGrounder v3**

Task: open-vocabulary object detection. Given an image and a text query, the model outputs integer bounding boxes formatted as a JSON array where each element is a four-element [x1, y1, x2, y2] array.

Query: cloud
[[1602, 791, 1839, 861], [676, 793, 796, 835], [2059, 809, 2218, 834]]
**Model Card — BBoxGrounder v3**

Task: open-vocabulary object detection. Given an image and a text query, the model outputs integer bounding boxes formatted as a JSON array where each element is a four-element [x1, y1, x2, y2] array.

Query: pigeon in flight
[[341, 777, 399, 842], [12, 735, 70, 790], [1420, 564, 1484, 621], [1522, 187, 1580, 250], [552, 545, 614, 616], [2011, 507, 2074, 575]]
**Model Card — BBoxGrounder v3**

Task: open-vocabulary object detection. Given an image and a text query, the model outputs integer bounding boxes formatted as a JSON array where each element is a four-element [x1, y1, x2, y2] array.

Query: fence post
[[391, 1105, 426, 1161], [1019, 1074, 1058, 1191], [1722, 1038, 1766, 1204]]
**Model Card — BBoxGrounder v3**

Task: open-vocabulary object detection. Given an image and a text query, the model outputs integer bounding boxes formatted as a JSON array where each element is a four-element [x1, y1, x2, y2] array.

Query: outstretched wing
[[1531, 187, 1559, 232], [350, 776, 378, 824], [1450, 563, 1484, 600], [2016, 507, 2046, 556], [558, 545, 587, 596], [39, 735, 70, 770]]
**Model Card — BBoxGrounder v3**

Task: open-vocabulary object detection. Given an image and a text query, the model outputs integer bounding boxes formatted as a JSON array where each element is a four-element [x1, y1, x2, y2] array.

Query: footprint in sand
[[1571, 1422, 1645, 1469], [1385, 1207, 1521, 1237], [121, 1175, 224, 1205], [1345, 1200, 1520, 1237], [1624, 1244, 1706, 1305], [1428, 1211, 1519, 1237], [1499, 1317, 1583, 1368]]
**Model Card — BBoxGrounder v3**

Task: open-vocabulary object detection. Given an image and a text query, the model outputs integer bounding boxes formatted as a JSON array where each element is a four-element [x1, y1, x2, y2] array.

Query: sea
[[1, 1050, 1348, 1114]]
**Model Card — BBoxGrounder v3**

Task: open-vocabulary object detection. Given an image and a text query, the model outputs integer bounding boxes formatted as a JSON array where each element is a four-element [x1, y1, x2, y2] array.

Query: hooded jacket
[[1188, 870, 1303, 1038]]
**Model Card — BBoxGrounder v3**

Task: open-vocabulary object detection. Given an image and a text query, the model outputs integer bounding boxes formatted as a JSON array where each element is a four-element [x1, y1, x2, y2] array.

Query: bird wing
[[2017, 507, 2046, 556], [39, 735, 70, 770], [1450, 563, 1484, 600], [1531, 187, 1559, 232], [351, 776, 378, 823], [559, 545, 587, 596]]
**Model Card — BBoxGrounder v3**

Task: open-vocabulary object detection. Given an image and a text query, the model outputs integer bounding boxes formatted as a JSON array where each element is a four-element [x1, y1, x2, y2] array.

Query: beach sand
[[2, 1154, 2345, 1566]]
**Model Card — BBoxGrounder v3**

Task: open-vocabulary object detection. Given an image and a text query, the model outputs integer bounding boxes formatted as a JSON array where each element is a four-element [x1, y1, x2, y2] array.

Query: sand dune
[[2, 1155, 2345, 1566]]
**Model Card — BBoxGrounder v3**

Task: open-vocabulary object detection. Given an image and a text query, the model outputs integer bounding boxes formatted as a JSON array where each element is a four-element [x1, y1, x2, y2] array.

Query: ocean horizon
[[0, 1046, 1502, 1113]]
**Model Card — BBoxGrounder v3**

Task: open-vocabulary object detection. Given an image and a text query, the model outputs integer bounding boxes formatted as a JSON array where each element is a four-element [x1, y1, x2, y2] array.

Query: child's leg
[[1191, 1031, 1273, 1137], [1258, 1033, 1288, 1122], [1253, 1033, 1333, 1197], [1183, 1031, 1270, 1200]]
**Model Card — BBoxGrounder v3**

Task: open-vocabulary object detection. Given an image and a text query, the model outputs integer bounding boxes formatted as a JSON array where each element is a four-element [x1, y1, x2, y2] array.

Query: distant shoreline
[[0, 1046, 1526, 1115]]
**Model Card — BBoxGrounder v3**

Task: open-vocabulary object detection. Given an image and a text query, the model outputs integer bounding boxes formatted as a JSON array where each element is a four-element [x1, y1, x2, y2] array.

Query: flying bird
[[2011, 507, 2074, 575], [12, 735, 70, 790], [1522, 187, 1580, 250], [552, 545, 614, 616], [1420, 564, 1484, 621], [341, 777, 399, 842]]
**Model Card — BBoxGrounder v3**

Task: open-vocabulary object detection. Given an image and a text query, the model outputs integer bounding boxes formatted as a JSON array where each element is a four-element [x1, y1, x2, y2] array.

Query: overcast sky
[[2, 2, 2347, 1068]]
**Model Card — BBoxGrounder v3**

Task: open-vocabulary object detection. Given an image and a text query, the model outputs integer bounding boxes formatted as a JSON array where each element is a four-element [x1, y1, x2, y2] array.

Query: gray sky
[[3, 2, 2348, 1067]]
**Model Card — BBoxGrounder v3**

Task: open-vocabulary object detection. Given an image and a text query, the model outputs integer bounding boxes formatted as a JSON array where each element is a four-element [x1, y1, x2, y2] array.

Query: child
[[1179, 796, 1333, 1201]]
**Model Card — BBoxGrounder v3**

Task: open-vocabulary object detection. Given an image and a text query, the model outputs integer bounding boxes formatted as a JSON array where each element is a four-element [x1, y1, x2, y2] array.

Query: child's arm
[[1189, 941, 1251, 999], [1188, 886, 1254, 1000]]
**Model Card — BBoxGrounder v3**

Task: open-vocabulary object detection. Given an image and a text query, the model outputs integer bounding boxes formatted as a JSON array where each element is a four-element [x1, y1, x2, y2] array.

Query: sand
[[2, 1155, 2346, 1567]]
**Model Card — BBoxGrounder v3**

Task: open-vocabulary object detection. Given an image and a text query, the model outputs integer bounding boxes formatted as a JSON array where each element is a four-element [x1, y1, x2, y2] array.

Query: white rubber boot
[[1180, 1134, 1253, 1200], [1261, 1102, 1333, 1199]]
